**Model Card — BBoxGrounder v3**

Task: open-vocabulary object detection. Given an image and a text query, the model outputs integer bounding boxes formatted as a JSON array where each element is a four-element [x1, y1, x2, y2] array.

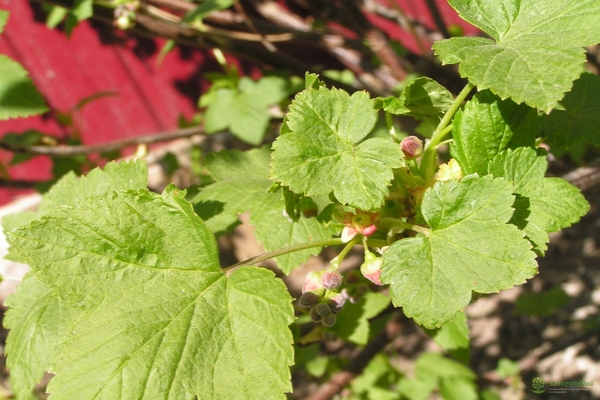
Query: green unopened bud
[[321, 314, 337, 327], [400, 136, 423, 159], [314, 302, 332, 316], [309, 307, 321, 322], [299, 291, 322, 308]]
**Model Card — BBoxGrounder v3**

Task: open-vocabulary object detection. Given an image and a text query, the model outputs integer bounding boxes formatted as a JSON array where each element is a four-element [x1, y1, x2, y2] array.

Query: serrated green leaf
[[379, 77, 453, 120], [450, 90, 538, 176], [381, 176, 537, 328], [424, 312, 470, 364], [541, 72, 600, 148], [3, 160, 147, 262], [330, 291, 391, 345], [3, 273, 82, 398], [9, 187, 219, 305], [8, 187, 295, 400], [38, 160, 148, 215], [270, 87, 403, 211], [193, 148, 333, 273], [433, 0, 600, 112], [0, 55, 48, 120], [488, 147, 589, 253]]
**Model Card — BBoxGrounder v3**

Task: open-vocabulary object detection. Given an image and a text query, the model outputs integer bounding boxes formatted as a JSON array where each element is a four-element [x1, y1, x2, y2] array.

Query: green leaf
[[3, 160, 148, 262], [424, 312, 470, 364], [450, 90, 538, 176], [330, 292, 391, 345], [185, 0, 235, 22], [204, 76, 288, 145], [193, 148, 333, 273], [488, 147, 589, 253], [0, 55, 48, 120], [399, 352, 477, 400], [3, 273, 83, 398], [514, 287, 570, 316], [0, 9, 9, 33], [270, 86, 403, 211], [71, 0, 93, 21], [38, 160, 148, 215], [433, 0, 600, 112], [378, 77, 454, 120], [45, 5, 68, 29], [541, 72, 600, 148], [380, 176, 537, 328], [8, 187, 295, 400], [3, 161, 150, 396]]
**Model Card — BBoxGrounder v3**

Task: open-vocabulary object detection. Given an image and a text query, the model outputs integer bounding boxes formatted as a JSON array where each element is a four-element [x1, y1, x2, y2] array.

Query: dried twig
[[0, 126, 205, 157]]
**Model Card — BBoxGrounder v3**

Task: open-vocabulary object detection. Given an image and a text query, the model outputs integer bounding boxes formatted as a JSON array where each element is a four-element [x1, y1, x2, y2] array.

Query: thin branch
[[0, 126, 206, 157], [305, 314, 403, 400], [424, 0, 450, 39]]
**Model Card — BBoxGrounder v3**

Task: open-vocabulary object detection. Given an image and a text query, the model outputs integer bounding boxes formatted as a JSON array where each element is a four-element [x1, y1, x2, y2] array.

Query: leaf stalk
[[420, 82, 474, 181], [224, 238, 344, 273]]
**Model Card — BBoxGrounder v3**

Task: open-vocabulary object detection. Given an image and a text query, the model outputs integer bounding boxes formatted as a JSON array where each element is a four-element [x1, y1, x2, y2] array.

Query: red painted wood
[[0, 0, 206, 204]]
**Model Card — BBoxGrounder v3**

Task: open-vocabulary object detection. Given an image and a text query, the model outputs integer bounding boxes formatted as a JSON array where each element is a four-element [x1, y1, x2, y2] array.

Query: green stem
[[330, 237, 360, 268], [385, 112, 400, 142], [223, 238, 344, 273], [420, 82, 474, 182]]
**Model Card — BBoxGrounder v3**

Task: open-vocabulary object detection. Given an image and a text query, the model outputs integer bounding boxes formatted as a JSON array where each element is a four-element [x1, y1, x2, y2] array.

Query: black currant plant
[[1, 0, 600, 399]]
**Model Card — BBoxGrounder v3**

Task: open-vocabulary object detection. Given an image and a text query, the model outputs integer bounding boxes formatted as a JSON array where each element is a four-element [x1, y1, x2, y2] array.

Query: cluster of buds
[[299, 269, 346, 327]]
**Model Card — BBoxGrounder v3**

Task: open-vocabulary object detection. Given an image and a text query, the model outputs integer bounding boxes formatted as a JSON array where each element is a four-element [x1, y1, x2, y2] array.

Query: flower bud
[[302, 271, 324, 293], [400, 136, 423, 159], [321, 314, 337, 327], [309, 307, 322, 322], [299, 291, 322, 308], [327, 292, 347, 313], [320, 269, 342, 289], [360, 252, 384, 286], [314, 302, 332, 316]]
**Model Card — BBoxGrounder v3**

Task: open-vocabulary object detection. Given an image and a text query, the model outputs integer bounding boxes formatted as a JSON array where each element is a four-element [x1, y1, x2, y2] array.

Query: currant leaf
[[488, 147, 589, 253], [433, 0, 600, 112], [380, 176, 537, 328], [270, 86, 403, 211], [450, 90, 538, 176], [8, 186, 295, 400]]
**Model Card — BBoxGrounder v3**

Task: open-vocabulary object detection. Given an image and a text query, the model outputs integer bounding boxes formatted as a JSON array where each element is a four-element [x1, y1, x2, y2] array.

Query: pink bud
[[361, 224, 378, 236], [360, 253, 384, 286], [320, 270, 343, 289], [302, 271, 324, 293], [400, 136, 423, 159], [327, 292, 347, 313]]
